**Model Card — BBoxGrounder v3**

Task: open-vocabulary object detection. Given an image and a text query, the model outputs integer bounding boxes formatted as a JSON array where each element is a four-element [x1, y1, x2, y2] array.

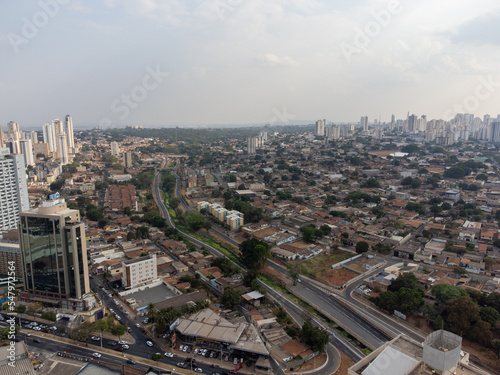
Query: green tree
[[110, 324, 126, 340], [288, 264, 300, 286], [123, 206, 132, 216], [221, 288, 242, 310], [355, 241, 369, 254], [389, 273, 419, 292], [365, 178, 380, 188], [480, 306, 500, 325], [485, 292, 500, 312], [397, 287, 424, 316], [300, 319, 329, 352], [126, 231, 136, 241], [170, 197, 180, 210], [239, 239, 270, 270], [453, 266, 468, 276], [444, 296, 480, 336], [147, 302, 157, 322], [152, 353, 164, 362], [183, 212, 207, 231], [431, 284, 467, 305]]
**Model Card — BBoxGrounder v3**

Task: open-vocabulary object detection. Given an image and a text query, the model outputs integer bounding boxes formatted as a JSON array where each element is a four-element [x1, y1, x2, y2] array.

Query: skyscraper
[[58, 133, 69, 165], [43, 123, 56, 152], [360, 116, 368, 132], [490, 122, 500, 143], [19, 198, 92, 309], [247, 137, 256, 154], [111, 141, 120, 156], [65, 115, 74, 150], [123, 151, 133, 168], [315, 119, 325, 136], [20, 139, 34, 167], [0, 148, 30, 231]]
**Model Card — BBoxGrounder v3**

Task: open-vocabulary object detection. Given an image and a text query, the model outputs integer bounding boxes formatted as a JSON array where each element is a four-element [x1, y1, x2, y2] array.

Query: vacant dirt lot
[[323, 267, 359, 287], [293, 251, 355, 279]]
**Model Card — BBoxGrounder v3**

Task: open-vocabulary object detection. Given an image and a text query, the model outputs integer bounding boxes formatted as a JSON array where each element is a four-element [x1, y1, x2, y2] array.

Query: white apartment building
[[0, 148, 29, 231], [111, 141, 120, 156], [122, 254, 157, 289]]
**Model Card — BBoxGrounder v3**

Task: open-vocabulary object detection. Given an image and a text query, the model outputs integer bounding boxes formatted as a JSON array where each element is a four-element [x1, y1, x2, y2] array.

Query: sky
[[2, 0, 500, 129]]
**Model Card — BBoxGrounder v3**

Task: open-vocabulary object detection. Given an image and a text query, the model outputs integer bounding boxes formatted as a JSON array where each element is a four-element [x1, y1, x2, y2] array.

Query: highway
[[161, 162, 392, 349]]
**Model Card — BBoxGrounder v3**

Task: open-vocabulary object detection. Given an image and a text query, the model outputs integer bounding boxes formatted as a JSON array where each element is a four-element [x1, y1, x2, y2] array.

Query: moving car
[[126, 359, 136, 365], [92, 353, 102, 358], [164, 352, 174, 358], [146, 341, 153, 347], [91, 336, 100, 341], [34, 338, 41, 343], [177, 362, 187, 368], [135, 323, 141, 328], [194, 368, 203, 373], [122, 344, 129, 349]]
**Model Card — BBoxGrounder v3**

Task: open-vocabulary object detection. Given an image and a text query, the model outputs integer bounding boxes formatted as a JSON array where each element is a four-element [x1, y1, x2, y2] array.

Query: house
[[443, 190, 460, 203]]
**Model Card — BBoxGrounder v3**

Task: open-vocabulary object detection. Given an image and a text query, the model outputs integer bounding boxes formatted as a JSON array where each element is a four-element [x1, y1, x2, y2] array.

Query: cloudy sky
[[2, 0, 500, 129]]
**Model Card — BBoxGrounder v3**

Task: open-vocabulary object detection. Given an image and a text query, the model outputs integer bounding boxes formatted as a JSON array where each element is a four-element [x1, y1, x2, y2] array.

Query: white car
[[26, 333, 31, 337], [135, 323, 141, 328], [33, 327, 42, 331], [194, 368, 203, 373], [109, 308, 114, 314], [118, 340, 128, 345], [164, 352, 174, 358], [234, 357, 238, 365], [194, 348, 198, 355], [179, 345, 184, 351], [91, 336, 100, 341], [122, 344, 129, 349], [92, 353, 101, 358], [146, 341, 153, 347], [114, 300, 119, 305]]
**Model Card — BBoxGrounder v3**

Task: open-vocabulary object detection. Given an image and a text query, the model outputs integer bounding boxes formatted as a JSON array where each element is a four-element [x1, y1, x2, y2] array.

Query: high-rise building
[[19, 198, 92, 309], [0, 125, 4, 148], [123, 151, 133, 168], [65, 115, 74, 150], [490, 122, 500, 143], [58, 133, 69, 165], [30, 131, 38, 145], [111, 141, 120, 156], [247, 137, 257, 154], [43, 123, 56, 152], [315, 119, 325, 136], [360, 116, 368, 132], [20, 139, 34, 167], [0, 148, 29, 231]]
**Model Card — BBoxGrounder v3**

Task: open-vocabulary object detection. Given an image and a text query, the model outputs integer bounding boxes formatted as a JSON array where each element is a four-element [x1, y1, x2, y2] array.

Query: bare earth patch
[[334, 351, 355, 375], [323, 267, 359, 287]]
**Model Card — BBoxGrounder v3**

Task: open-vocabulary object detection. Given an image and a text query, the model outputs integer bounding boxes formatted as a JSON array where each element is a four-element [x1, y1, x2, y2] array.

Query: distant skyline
[[2, 1, 500, 129]]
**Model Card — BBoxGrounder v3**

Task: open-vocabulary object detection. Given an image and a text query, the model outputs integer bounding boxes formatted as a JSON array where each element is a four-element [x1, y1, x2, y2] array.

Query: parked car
[[122, 344, 129, 349], [118, 340, 128, 345], [34, 338, 41, 343], [234, 358, 238, 365], [114, 347, 124, 352], [186, 346, 192, 353], [164, 352, 174, 358], [91, 336, 100, 341], [177, 362, 187, 368], [135, 323, 141, 328], [194, 368, 203, 373], [109, 341, 117, 346], [146, 341, 153, 347], [127, 359, 136, 365], [194, 348, 199, 355]]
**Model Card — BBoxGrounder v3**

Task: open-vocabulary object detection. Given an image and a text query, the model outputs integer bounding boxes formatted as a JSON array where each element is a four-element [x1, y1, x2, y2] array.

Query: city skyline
[[2, 1, 500, 128]]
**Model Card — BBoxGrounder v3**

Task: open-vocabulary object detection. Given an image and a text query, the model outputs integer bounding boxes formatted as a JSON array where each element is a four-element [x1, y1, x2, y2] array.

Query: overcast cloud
[[1, 0, 500, 128]]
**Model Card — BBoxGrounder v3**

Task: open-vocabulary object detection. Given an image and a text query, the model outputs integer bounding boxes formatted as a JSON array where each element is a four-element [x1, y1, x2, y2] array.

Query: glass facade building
[[19, 199, 90, 309]]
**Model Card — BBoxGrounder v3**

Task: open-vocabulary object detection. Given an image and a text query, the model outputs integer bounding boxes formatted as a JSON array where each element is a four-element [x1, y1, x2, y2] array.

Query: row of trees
[[373, 273, 500, 348]]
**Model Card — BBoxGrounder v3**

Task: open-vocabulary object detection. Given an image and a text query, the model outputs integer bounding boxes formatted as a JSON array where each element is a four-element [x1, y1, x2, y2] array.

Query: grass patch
[[293, 251, 355, 278]]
